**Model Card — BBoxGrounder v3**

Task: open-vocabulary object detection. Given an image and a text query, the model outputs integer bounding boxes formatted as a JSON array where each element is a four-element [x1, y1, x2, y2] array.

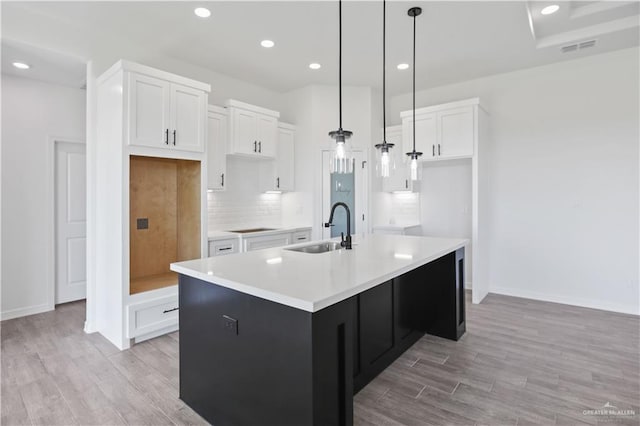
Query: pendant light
[[405, 6, 423, 181], [375, 0, 395, 178], [329, 0, 354, 174]]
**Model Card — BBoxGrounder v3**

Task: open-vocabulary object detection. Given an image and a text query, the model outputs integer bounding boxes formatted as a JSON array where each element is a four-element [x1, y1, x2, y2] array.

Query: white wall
[[1, 74, 86, 320], [390, 47, 640, 315]]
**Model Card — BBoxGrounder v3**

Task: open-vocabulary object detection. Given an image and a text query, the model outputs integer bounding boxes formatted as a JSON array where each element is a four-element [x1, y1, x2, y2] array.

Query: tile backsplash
[[207, 157, 282, 230]]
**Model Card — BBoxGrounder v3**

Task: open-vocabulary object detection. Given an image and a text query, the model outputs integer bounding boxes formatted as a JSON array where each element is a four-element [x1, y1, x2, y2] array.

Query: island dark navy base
[[178, 248, 465, 425]]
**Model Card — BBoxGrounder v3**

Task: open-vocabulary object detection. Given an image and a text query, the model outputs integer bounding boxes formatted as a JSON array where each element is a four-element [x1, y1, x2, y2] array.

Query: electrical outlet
[[222, 315, 238, 335], [136, 218, 149, 230]]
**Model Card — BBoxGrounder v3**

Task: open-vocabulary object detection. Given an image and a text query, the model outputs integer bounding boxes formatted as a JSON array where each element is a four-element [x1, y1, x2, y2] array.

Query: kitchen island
[[171, 234, 467, 426]]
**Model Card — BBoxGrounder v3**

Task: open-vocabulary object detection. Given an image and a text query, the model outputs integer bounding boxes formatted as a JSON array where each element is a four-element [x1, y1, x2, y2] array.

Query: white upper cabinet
[[260, 123, 295, 192], [382, 126, 415, 193], [129, 74, 170, 148], [403, 113, 437, 160], [401, 99, 477, 161], [275, 124, 295, 191], [437, 106, 474, 158], [207, 106, 227, 191], [226, 99, 279, 158], [170, 84, 206, 152], [127, 68, 207, 153]]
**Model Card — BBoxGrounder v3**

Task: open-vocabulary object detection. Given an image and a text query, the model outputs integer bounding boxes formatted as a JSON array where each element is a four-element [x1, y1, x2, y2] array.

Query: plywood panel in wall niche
[[130, 156, 178, 288], [177, 160, 201, 262]]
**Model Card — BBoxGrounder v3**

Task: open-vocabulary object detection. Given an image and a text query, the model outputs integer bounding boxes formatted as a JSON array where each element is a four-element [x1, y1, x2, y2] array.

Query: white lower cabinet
[[127, 293, 179, 342], [208, 238, 239, 256], [243, 233, 292, 252], [292, 230, 312, 244]]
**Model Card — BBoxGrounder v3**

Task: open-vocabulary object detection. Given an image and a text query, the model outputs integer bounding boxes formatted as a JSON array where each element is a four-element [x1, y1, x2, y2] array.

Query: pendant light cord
[[412, 9, 416, 152], [382, 0, 386, 143], [339, 0, 343, 131]]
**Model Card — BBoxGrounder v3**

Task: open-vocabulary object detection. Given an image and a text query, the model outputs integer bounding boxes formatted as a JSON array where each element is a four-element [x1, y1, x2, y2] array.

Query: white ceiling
[[1, 40, 86, 88], [2, 1, 638, 94]]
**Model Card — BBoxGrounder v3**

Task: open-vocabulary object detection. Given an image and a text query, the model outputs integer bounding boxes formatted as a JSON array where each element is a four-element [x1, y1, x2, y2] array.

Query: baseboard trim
[[84, 321, 97, 334], [490, 286, 639, 316], [1, 303, 53, 321]]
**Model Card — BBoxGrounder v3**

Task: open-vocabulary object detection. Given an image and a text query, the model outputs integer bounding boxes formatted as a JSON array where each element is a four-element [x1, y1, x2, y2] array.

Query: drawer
[[292, 230, 312, 243], [243, 234, 291, 252], [208, 238, 239, 257], [127, 295, 179, 339]]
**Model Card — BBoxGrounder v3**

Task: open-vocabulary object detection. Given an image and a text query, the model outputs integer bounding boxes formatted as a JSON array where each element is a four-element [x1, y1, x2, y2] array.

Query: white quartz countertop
[[171, 234, 467, 313]]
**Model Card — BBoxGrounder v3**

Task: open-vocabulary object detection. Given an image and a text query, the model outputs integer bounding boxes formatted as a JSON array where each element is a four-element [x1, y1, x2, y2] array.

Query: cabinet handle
[[432, 145, 435, 156], [258, 141, 262, 153], [405, 179, 408, 189], [276, 177, 280, 188], [221, 173, 225, 187], [297, 237, 306, 241], [254, 141, 257, 152], [438, 144, 441, 156], [163, 307, 179, 314], [172, 130, 176, 145], [218, 247, 232, 251], [165, 129, 169, 145]]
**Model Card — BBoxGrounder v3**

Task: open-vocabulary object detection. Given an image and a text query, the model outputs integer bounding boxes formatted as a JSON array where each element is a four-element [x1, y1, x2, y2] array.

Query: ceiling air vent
[[561, 39, 597, 53]]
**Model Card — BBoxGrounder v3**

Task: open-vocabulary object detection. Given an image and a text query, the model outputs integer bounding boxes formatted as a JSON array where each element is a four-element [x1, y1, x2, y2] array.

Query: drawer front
[[208, 239, 239, 256], [292, 230, 311, 243], [127, 295, 179, 338], [244, 235, 291, 252]]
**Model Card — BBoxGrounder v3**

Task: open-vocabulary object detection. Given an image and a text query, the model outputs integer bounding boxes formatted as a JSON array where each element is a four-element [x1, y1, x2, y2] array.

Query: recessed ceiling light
[[309, 63, 321, 70], [261, 40, 275, 48], [541, 5, 559, 15], [12, 62, 30, 70], [397, 63, 409, 70], [194, 7, 211, 18]]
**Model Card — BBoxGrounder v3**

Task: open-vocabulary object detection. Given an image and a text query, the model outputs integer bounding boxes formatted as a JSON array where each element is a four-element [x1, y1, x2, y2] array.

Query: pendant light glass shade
[[375, 142, 395, 178], [405, 6, 423, 181], [330, 129, 354, 174], [329, 0, 354, 174], [375, 0, 394, 179]]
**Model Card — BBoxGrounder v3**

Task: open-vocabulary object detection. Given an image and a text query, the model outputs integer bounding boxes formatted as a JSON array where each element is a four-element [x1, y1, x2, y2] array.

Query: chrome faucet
[[324, 202, 352, 249]]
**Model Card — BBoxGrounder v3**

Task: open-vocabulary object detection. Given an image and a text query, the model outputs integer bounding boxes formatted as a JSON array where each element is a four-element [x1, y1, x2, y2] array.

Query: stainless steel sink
[[285, 241, 343, 254]]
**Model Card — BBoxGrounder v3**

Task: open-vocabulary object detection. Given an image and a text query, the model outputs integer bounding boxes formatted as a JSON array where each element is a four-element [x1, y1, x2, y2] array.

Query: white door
[[256, 115, 277, 157], [233, 109, 257, 155], [438, 106, 474, 158], [56, 142, 87, 304], [170, 83, 205, 152], [321, 151, 368, 240], [275, 126, 294, 190], [128, 73, 170, 148], [207, 110, 227, 190], [404, 113, 438, 160]]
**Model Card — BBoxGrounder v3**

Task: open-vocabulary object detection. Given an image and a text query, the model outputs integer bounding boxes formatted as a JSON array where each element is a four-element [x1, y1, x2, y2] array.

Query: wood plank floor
[[2, 293, 638, 425]]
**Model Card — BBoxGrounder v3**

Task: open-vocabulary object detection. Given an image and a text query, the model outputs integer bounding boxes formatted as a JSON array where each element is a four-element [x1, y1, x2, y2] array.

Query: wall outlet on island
[[222, 315, 238, 335]]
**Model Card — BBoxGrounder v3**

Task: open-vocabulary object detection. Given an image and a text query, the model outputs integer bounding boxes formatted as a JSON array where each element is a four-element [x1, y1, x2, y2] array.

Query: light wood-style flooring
[[2, 293, 638, 425]]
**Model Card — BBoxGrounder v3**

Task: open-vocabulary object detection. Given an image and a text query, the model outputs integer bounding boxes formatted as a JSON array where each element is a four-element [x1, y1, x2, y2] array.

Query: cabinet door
[[382, 127, 413, 192], [359, 281, 394, 367], [170, 84, 206, 152], [403, 113, 437, 161], [128, 74, 170, 148], [207, 111, 227, 190], [231, 109, 258, 155], [256, 115, 277, 158], [437, 106, 474, 158], [275, 127, 294, 190]]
